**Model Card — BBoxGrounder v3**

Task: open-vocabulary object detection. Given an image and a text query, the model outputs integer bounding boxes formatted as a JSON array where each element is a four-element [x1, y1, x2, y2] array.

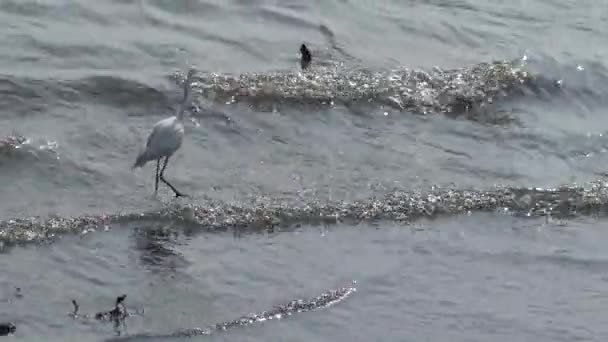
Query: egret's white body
[[134, 116, 184, 167], [133, 68, 196, 197]]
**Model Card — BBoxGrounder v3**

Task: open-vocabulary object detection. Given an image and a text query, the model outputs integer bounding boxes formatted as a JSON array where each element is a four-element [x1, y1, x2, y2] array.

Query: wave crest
[[105, 285, 355, 341], [3, 181, 608, 246], [175, 57, 551, 118]]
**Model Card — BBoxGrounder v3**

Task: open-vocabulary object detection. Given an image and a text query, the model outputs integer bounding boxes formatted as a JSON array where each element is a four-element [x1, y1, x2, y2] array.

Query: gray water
[[1, 0, 608, 340]]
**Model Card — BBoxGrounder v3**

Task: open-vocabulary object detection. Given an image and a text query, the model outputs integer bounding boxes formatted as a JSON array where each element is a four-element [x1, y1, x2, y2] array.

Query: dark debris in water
[[173, 58, 542, 119], [106, 285, 355, 340], [2, 182, 608, 246]]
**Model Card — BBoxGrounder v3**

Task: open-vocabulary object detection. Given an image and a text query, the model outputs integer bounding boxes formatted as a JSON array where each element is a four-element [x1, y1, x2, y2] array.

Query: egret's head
[[186, 68, 197, 81]]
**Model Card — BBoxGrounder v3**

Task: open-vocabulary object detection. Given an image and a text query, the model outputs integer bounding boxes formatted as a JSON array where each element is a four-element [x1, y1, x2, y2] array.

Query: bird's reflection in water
[[131, 223, 191, 277]]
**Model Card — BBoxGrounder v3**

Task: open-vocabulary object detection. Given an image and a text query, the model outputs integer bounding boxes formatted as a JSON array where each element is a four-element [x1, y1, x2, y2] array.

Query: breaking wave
[[170, 53, 583, 121], [2, 181, 608, 247], [2, 54, 597, 124]]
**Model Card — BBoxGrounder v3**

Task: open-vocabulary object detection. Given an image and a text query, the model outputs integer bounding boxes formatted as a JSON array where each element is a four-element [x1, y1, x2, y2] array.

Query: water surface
[[1, 0, 608, 341]]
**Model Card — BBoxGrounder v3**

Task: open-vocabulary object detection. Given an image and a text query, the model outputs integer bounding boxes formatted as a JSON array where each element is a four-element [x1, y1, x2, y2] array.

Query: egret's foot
[[175, 192, 190, 198]]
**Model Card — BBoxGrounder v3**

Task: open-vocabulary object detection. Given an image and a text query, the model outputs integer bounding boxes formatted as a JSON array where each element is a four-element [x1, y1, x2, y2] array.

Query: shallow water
[[4, 216, 608, 341], [1, 0, 608, 340]]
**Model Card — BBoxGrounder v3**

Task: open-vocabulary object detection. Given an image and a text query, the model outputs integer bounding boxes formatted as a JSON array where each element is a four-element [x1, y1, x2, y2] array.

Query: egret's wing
[[145, 123, 161, 148]]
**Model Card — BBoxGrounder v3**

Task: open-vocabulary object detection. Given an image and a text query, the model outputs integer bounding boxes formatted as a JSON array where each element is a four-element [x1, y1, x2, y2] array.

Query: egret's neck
[[176, 75, 192, 121], [177, 104, 187, 121]]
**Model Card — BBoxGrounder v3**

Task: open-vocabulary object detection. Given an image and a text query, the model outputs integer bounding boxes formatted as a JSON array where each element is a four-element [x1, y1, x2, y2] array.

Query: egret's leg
[[159, 156, 186, 197], [154, 159, 160, 195]]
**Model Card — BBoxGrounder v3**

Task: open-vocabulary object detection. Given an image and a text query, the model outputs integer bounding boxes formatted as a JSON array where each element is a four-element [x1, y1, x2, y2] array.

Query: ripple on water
[[0, 133, 58, 164]]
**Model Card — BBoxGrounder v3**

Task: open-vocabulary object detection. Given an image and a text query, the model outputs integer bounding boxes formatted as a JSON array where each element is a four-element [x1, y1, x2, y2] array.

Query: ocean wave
[[0, 74, 173, 117], [174, 56, 562, 120], [2, 181, 608, 247], [104, 285, 355, 340], [71, 75, 172, 112], [0, 56, 599, 123]]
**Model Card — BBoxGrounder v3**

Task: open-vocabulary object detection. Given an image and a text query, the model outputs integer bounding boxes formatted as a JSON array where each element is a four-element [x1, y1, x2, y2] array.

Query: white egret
[[133, 68, 197, 197]]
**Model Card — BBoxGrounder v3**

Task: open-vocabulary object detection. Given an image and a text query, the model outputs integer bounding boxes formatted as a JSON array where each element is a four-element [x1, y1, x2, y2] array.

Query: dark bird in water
[[95, 294, 128, 322], [0, 322, 16, 336], [300, 43, 311, 70]]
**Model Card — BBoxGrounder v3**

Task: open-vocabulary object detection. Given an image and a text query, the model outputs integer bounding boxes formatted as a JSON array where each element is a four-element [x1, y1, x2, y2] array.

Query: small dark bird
[[300, 44, 311, 70], [95, 294, 127, 322], [0, 322, 16, 336], [71, 299, 80, 317]]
